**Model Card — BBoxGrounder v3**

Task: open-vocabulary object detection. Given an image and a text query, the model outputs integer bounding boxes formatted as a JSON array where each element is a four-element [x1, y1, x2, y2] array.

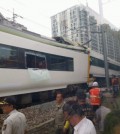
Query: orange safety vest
[[89, 88, 101, 105]]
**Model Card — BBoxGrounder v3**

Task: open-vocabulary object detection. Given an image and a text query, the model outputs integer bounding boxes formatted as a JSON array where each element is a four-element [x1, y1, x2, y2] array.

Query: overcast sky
[[0, 0, 120, 37]]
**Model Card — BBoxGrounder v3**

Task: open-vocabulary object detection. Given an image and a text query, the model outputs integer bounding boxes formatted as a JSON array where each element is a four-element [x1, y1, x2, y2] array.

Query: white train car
[[90, 50, 120, 86], [0, 25, 88, 97]]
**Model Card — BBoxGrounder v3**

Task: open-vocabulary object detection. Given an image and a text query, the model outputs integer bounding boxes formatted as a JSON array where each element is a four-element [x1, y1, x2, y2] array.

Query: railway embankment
[[0, 93, 119, 134], [0, 97, 75, 134]]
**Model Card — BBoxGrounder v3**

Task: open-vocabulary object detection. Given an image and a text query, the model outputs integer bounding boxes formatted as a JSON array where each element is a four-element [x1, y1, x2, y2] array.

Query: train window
[[35, 53, 47, 69], [67, 58, 74, 71], [91, 56, 120, 71], [109, 63, 120, 71], [25, 51, 47, 69], [98, 59, 104, 68], [25, 51, 36, 68], [0, 44, 73, 71], [49, 55, 66, 71], [0, 44, 18, 68], [48, 55, 73, 71], [18, 48, 25, 69]]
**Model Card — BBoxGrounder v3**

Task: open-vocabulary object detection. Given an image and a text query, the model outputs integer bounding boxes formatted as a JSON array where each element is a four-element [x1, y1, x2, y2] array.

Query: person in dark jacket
[[76, 89, 94, 121]]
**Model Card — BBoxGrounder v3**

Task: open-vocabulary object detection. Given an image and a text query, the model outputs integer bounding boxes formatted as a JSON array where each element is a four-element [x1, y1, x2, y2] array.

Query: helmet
[[92, 82, 98, 87]]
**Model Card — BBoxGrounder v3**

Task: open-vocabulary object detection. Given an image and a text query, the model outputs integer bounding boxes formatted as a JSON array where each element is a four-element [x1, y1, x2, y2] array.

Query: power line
[[0, 7, 13, 20], [11, 0, 50, 19], [0, 6, 12, 14], [0, 6, 51, 31], [23, 17, 51, 30]]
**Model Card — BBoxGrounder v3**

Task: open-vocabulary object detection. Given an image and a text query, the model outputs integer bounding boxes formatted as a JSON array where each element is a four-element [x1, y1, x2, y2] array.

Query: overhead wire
[[1, 0, 118, 35], [11, 0, 50, 18], [0, 4, 51, 32], [11, 0, 51, 32], [0, 6, 13, 17], [22, 17, 51, 30]]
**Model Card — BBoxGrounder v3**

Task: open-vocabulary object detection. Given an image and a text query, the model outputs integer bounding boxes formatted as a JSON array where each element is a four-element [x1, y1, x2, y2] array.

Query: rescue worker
[[89, 82, 101, 112], [55, 92, 65, 134], [0, 97, 27, 134], [76, 90, 94, 121]]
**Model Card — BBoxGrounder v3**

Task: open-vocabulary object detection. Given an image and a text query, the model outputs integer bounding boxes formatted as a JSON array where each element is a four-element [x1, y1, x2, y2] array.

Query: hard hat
[[92, 82, 98, 87]]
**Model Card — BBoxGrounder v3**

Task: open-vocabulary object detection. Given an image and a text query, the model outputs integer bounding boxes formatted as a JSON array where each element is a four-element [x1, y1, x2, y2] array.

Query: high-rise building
[[51, 5, 120, 62]]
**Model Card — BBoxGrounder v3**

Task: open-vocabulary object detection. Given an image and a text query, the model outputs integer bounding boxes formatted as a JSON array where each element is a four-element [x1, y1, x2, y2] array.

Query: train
[[0, 25, 89, 105], [0, 24, 120, 106], [90, 50, 120, 87]]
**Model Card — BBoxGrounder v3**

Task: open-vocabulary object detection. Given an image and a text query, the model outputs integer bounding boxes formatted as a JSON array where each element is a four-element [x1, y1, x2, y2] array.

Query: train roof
[[0, 24, 87, 53]]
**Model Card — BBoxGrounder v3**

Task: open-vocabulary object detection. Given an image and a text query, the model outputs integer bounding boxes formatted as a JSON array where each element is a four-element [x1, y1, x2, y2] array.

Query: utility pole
[[13, 9, 16, 23], [98, 0, 110, 89], [12, 8, 23, 23]]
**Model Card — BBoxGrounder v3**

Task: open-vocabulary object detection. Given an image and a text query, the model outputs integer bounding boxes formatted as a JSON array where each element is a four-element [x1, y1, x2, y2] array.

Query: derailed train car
[[0, 25, 89, 105]]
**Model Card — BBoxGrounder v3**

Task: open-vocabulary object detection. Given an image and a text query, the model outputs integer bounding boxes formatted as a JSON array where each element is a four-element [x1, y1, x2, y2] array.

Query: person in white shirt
[[66, 103, 96, 134], [0, 97, 27, 134]]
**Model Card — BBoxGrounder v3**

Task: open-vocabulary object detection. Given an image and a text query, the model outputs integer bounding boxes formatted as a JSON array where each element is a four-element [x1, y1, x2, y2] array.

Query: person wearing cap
[[65, 103, 96, 134], [89, 82, 101, 112], [63, 101, 76, 134], [0, 97, 27, 134]]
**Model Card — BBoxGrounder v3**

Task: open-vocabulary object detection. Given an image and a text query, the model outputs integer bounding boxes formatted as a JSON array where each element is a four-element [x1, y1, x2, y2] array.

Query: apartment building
[[51, 5, 120, 62]]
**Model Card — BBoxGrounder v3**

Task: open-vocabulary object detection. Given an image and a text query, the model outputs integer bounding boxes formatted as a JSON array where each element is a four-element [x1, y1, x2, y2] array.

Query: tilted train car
[[90, 50, 120, 87], [0, 25, 89, 104]]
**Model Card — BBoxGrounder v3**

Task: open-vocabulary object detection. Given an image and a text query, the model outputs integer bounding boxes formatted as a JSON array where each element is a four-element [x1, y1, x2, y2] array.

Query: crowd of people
[[0, 81, 119, 134], [54, 81, 120, 134]]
